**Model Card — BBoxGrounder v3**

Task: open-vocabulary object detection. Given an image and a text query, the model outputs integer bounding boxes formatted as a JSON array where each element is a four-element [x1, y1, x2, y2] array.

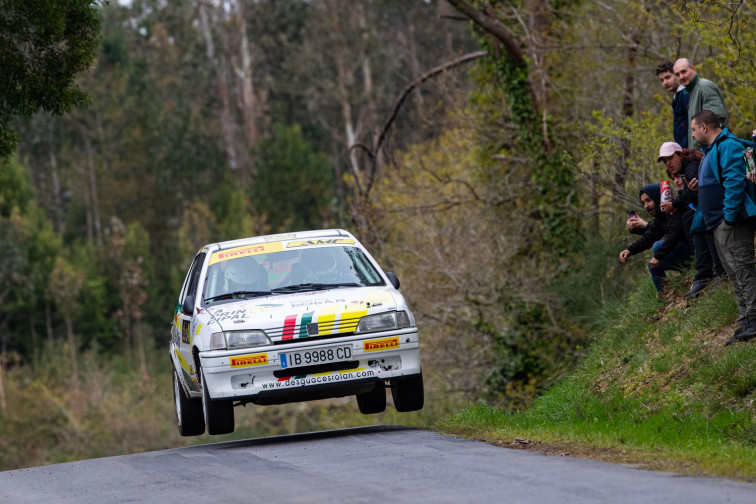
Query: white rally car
[[170, 229, 423, 435]]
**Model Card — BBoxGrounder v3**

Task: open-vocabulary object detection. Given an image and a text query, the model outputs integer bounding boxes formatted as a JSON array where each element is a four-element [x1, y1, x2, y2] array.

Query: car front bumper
[[194, 328, 421, 403]]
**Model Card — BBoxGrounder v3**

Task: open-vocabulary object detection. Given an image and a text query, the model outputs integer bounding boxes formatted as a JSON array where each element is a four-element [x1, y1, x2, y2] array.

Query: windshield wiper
[[272, 282, 362, 293], [204, 290, 272, 303]]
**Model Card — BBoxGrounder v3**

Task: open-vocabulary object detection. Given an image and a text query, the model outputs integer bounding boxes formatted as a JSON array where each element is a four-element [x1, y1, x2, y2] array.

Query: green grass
[[437, 279, 756, 480]]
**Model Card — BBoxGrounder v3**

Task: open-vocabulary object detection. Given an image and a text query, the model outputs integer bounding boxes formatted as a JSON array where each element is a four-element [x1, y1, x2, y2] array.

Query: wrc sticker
[[286, 239, 354, 248], [363, 336, 400, 352]]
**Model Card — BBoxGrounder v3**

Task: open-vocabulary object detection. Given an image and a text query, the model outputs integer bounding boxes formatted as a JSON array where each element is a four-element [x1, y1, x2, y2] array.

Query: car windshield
[[202, 245, 384, 304]]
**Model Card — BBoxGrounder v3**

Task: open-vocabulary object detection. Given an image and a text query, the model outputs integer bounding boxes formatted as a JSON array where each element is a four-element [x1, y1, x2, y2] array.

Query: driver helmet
[[224, 258, 266, 291]]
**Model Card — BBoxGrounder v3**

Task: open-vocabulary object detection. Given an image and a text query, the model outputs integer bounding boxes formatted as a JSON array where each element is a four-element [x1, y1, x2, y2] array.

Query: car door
[[175, 252, 206, 391]]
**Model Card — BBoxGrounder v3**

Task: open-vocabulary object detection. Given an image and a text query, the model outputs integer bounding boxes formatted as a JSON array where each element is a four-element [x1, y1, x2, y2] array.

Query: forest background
[[1, 0, 755, 470]]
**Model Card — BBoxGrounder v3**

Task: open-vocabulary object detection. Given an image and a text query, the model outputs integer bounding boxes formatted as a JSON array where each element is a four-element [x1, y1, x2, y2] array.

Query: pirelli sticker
[[209, 242, 283, 265], [363, 336, 400, 353], [286, 239, 354, 248], [230, 353, 269, 368]]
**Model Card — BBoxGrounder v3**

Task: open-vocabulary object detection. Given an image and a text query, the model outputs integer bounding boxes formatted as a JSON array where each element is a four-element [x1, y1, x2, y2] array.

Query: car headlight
[[209, 330, 271, 350], [356, 311, 413, 333]]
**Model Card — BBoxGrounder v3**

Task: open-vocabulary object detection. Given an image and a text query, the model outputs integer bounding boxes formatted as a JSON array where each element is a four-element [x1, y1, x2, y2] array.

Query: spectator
[[673, 58, 728, 150], [619, 183, 692, 299], [690, 110, 756, 345], [657, 141, 725, 298], [750, 128, 756, 184], [656, 61, 689, 148]]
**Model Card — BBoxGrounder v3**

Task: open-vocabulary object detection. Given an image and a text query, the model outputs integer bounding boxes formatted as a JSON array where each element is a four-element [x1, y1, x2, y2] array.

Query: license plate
[[280, 345, 353, 368]]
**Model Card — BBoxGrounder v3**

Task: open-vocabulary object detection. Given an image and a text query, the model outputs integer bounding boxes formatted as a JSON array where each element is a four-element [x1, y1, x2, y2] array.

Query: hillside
[[439, 277, 756, 480]]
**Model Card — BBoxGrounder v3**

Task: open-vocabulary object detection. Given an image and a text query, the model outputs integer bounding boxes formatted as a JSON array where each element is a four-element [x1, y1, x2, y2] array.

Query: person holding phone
[[625, 208, 648, 235], [619, 183, 692, 300]]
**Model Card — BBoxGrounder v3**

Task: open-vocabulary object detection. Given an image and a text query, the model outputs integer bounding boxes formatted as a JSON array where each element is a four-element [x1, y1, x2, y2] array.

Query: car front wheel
[[356, 381, 386, 414], [173, 370, 205, 436], [200, 367, 235, 435], [391, 373, 424, 412]]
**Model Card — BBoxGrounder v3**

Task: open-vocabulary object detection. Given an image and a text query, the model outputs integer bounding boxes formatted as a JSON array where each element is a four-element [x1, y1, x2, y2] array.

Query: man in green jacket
[[674, 58, 728, 149]]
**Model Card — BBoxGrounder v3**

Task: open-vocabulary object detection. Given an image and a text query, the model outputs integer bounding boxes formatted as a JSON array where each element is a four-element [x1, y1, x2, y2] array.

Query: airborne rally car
[[170, 229, 423, 435]]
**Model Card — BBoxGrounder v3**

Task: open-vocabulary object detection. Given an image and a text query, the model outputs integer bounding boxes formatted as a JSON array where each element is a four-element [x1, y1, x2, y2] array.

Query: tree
[[0, 0, 102, 159], [251, 122, 335, 232]]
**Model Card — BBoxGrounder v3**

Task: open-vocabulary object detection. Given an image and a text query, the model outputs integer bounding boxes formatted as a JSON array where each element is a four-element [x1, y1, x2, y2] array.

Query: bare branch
[[372, 50, 487, 165]]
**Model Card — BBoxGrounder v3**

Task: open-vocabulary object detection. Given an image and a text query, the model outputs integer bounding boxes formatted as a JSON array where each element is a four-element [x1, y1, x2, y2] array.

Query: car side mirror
[[182, 295, 195, 316], [385, 272, 400, 290]]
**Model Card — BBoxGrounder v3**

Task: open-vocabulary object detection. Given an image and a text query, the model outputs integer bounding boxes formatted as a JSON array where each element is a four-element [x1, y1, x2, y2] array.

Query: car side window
[[181, 253, 206, 304]]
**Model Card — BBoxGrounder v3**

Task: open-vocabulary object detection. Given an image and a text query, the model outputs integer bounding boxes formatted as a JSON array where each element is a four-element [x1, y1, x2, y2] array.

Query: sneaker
[[726, 318, 756, 346], [684, 279, 710, 299]]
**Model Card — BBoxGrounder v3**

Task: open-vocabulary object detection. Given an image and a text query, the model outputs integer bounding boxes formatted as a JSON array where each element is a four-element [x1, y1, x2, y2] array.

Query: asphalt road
[[1, 426, 754, 504]]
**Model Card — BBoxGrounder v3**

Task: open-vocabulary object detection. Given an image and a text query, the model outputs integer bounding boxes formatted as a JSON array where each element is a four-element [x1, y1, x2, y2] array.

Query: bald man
[[673, 58, 728, 149]]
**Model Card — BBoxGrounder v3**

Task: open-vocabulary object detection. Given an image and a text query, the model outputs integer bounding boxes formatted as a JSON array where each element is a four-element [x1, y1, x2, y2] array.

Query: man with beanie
[[619, 183, 693, 299], [691, 110, 756, 345]]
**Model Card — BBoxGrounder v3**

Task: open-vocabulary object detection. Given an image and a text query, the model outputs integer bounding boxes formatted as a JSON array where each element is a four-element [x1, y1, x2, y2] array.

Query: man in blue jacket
[[691, 110, 756, 345]]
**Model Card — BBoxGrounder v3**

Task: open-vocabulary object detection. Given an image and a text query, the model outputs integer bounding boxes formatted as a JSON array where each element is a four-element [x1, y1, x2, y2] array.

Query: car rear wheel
[[200, 367, 235, 435], [356, 381, 386, 414], [391, 373, 424, 412], [173, 370, 205, 436]]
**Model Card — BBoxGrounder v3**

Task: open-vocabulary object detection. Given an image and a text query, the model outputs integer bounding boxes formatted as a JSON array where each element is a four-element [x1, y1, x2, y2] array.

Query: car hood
[[200, 286, 402, 343]]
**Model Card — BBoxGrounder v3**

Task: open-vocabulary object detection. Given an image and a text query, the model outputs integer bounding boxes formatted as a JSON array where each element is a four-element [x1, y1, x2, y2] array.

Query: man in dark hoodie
[[619, 183, 693, 298]]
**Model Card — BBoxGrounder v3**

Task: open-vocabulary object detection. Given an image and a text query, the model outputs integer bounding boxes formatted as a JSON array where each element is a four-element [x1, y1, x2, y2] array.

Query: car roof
[[201, 228, 357, 254]]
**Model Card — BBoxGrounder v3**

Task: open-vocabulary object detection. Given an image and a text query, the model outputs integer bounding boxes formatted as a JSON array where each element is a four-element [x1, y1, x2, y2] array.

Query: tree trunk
[[615, 33, 640, 191], [66, 315, 78, 388], [46, 300, 54, 345], [0, 319, 7, 415], [329, 7, 359, 176], [134, 322, 149, 383], [47, 122, 64, 232], [83, 127, 103, 247], [198, 0, 239, 172], [29, 313, 38, 364], [234, 0, 259, 150]]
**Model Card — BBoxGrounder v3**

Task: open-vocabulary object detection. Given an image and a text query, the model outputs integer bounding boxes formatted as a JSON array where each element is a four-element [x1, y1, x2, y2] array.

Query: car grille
[[273, 360, 360, 378], [267, 313, 362, 343]]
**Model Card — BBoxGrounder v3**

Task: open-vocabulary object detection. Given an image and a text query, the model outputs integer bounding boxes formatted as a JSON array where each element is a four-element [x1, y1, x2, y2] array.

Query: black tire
[[391, 373, 424, 412], [200, 368, 235, 435], [173, 370, 205, 436], [356, 381, 386, 414]]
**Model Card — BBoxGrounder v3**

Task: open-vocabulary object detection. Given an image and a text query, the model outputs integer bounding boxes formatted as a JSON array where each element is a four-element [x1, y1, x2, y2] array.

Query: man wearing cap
[[673, 58, 727, 150], [691, 109, 756, 345], [656, 61, 689, 148], [657, 141, 725, 298], [619, 183, 692, 299]]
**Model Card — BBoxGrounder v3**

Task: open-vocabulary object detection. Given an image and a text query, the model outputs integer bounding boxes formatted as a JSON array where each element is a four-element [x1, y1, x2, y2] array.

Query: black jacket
[[671, 157, 700, 211], [626, 184, 691, 260]]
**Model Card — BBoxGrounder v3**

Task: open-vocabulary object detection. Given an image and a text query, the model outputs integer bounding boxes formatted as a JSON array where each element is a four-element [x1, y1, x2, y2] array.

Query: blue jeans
[[648, 240, 693, 292]]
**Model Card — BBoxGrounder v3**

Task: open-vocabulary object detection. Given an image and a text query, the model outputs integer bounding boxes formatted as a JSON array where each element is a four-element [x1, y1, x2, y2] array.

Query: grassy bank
[[438, 280, 756, 480]]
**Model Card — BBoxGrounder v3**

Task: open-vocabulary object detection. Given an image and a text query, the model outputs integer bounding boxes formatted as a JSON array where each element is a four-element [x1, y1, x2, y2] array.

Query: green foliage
[[0, 0, 101, 158], [475, 31, 581, 259], [211, 175, 254, 241], [439, 277, 756, 478], [0, 158, 61, 358], [0, 157, 33, 217], [251, 122, 335, 232]]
